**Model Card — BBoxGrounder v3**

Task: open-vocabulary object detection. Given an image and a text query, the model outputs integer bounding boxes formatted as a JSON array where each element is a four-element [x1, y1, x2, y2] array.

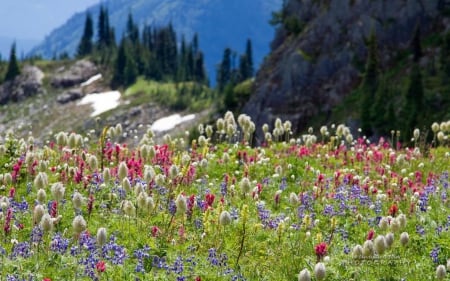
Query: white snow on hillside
[[81, 74, 102, 87], [78, 91, 121, 117], [151, 114, 196, 132]]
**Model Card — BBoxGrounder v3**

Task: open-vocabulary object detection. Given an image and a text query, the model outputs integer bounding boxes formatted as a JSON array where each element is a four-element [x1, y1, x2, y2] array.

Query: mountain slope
[[28, 0, 281, 82], [243, 0, 448, 140]]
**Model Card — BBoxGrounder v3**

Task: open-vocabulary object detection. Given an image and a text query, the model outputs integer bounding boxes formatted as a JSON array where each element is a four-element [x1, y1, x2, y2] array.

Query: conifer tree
[[403, 64, 424, 140], [360, 30, 379, 137], [245, 38, 254, 77], [4, 42, 20, 81], [217, 48, 232, 90], [440, 31, 450, 82], [411, 23, 422, 63], [77, 12, 94, 57]]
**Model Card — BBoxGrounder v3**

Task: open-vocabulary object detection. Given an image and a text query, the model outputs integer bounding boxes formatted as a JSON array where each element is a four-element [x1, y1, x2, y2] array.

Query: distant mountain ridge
[[28, 0, 281, 82]]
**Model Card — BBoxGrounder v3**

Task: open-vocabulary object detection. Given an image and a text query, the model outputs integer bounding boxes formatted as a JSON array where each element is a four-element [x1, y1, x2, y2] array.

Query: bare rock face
[[57, 88, 83, 104], [0, 65, 45, 104], [51, 60, 98, 88], [243, 0, 441, 141]]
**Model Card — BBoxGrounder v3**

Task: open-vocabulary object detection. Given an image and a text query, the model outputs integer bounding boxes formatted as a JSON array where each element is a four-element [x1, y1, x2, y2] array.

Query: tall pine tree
[[4, 42, 20, 81], [360, 30, 379, 137], [402, 64, 424, 140], [77, 12, 94, 57]]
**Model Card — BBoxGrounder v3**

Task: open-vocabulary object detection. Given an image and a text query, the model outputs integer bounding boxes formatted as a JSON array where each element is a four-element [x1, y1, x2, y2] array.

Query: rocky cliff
[[243, 0, 443, 140]]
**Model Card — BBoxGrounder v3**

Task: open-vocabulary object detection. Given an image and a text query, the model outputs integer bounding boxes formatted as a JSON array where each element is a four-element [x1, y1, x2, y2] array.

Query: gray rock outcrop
[[0, 65, 45, 104], [51, 59, 98, 88], [243, 0, 442, 141]]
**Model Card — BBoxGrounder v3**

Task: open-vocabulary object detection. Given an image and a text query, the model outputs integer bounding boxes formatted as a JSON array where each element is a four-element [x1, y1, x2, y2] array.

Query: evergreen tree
[[403, 64, 424, 140], [440, 31, 450, 82], [217, 48, 232, 90], [371, 75, 390, 135], [360, 30, 379, 137], [194, 51, 206, 83], [111, 39, 127, 87], [411, 23, 422, 63], [238, 54, 249, 82], [4, 42, 20, 81], [97, 6, 113, 49], [125, 12, 139, 44], [77, 12, 94, 57], [245, 39, 254, 77]]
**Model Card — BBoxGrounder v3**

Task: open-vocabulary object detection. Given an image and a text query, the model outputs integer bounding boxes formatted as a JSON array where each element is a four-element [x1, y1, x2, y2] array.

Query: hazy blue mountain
[[28, 0, 281, 82], [0, 37, 39, 59]]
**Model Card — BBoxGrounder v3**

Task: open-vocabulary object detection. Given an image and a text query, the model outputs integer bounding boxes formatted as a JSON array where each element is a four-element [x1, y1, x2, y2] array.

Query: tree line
[[77, 6, 207, 87]]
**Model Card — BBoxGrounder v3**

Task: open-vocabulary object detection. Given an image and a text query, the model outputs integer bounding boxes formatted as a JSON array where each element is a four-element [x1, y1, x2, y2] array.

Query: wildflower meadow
[[0, 112, 449, 281]]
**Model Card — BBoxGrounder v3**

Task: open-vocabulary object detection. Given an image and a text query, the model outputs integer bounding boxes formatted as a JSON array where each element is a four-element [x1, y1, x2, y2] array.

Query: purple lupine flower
[[30, 226, 43, 244], [430, 245, 440, 264], [10, 242, 32, 259], [168, 200, 177, 215], [134, 245, 150, 273], [50, 232, 70, 255], [323, 204, 334, 216]]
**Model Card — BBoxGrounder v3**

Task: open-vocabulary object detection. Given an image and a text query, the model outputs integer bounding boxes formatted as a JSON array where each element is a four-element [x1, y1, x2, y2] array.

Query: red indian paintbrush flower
[[315, 242, 328, 260]]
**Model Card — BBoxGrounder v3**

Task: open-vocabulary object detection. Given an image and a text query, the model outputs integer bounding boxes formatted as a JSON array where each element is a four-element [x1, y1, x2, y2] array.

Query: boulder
[[0, 65, 45, 104], [51, 60, 98, 88], [57, 88, 83, 104]]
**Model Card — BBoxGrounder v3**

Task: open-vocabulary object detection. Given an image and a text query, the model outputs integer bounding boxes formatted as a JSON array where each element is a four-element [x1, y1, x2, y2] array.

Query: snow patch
[[151, 114, 196, 133], [81, 74, 102, 87], [78, 91, 121, 117]]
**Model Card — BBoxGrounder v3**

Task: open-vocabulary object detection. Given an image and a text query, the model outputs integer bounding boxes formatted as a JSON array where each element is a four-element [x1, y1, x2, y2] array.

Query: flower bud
[[51, 182, 65, 202], [37, 188, 47, 203], [103, 168, 111, 184], [122, 177, 131, 193], [175, 194, 187, 214], [385, 232, 394, 248], [298, 268, 311, 281], [352, 244, 363, 259], [118, 162, 128, 181], [40, 213, 53, 232], [72, 215, 87, 234], [122, 200, 136, 217], [33, 204, 45, 224], [436, 264, 446, 280], [397, 214, 407, 229], [219, 210, 232, 226], [96, 227, 107, 247], [362, 240, 374, 257], [240, 177, 251, 194], [374, 235, 386, 255], [72, 191, 84, 209], [400, 232, 409, 246], [314, 262, 326, 281]]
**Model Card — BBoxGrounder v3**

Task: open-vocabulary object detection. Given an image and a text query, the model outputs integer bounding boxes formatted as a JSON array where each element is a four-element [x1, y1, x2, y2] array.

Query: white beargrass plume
[[436, 264, 446, 280], [34, 172, 48, 190], [40, 214, 54, 232], [289, 192, 299, 205], [88, 155, 98, 171], [122, 200, 136, 217], [314, 262, 326, 281], [33, 204, 45, 225], [219, 210, 232, 226], [400, 232, 409, 246], [103, 167, 111, 184], [397, 213, 407, 229], [72, 191, 84, 209], [51, 182, 65, 202], [72, 215, 87, 235], [175, 194, 187, 214], [169, 164, 179, 179], [96, 227, 107, 247], [122, 177, 131, 193], [37, 188, 47, 204], [118, 162, 128, 182], [352, 244, 363, 259], [385, 232, 394, 248], [298, 268, 311, 281], [240, 177, 251, 195], [143, 165, 155, 182], [374, 235, 386, 255], [362, 240, 374, 257]]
